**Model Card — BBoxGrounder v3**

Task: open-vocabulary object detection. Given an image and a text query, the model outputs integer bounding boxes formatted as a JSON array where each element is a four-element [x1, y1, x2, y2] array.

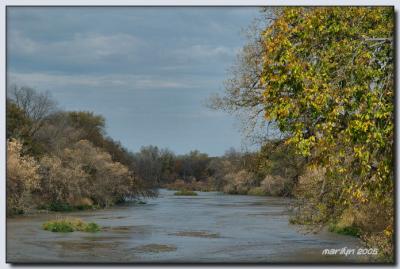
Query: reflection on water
[[7, 189, 368, 263]]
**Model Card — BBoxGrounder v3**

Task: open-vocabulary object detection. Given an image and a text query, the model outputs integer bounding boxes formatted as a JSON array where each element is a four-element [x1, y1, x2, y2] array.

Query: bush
[[37, 154, 88, 208], [174, 190, 197, 196], [63, 140, 142, 207], [7, 139, 40, 215], [38, 202, 97, 212], [165, 179, 214, 192], [165, 179, 185, 190], [42, 217, 100, 233], [247, 187, 267, 196], [37, 140, 145, 209], [328, 223, 361, 237], [47, 202, 74, 212], [260, 175, 292, 196], [43, 220, 74, 232], [84, 222, 101, 232], [223, 170, 257, 194]]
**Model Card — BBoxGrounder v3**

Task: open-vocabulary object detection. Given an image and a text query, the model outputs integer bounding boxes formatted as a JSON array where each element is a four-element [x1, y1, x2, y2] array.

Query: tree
[[259, 7, 393, 260], [256, 140, 306, 184], [66, 111, 105, 147], [6, 101, 31, 139], [33, 112, 84, 156], [132, 145, 162, 185], [208, 8, 281, 143], [8, 85, 57, 137], [159, 148, 177, 182]]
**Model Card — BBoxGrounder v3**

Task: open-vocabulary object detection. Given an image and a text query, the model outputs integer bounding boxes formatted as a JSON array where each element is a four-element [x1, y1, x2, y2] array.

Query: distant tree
[[101, 137, 134, 167], [159, 149, 177, 182], [66, 111, 105, 147], [133, 145, 162, 184], [6, 101, 31, 139], [33, 112, 83, 156], [8, 85, 57, 137]]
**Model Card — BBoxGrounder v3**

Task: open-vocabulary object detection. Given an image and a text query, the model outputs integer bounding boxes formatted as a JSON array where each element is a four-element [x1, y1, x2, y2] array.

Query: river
[[7, 189, 368, 263]]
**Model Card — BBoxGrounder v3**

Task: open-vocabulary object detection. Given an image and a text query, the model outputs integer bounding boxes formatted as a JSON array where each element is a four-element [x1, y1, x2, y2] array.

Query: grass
[[328, 223, 361, 237], [43, 217, 100, 233], [174, 190, 198, 196], [247, 187, 267, 196], [38, 202, 98, 212]]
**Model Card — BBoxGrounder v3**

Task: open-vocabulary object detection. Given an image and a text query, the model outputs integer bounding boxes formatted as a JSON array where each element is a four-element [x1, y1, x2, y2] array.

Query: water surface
[[7, 189, 367, 263]]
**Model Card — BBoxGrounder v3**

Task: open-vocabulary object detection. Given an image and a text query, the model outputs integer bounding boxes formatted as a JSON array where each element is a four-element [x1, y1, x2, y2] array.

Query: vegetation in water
[[42, 217, 100, 233], [37, 202, 98, 212], [174, 190, 198, 196]]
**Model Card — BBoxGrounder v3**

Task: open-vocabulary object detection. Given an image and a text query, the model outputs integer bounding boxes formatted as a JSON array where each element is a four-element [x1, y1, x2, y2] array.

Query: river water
[[7, 189, 368, 263]]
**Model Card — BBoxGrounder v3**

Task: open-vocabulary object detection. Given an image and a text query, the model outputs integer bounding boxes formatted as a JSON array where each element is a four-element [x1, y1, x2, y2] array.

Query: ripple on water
[[132, 244, 177, 253], [170, 231, 221, 238]]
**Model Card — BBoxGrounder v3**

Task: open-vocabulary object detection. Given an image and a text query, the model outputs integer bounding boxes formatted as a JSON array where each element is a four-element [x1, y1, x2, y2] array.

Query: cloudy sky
[[7, 7, 260, 156]]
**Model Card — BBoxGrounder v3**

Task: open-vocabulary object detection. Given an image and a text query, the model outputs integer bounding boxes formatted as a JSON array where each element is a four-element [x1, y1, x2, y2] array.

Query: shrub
[[47, 202, 74, 212], [84, 222, 101, 232], [260, 175, 292, 196], [329, 223, 361, 237], [165, 179, 214, 192], [38, 202, 96, 212], [7, 139, 40, 215], [362, 230, 393, 262], [62, 140, 141, 207], [165, 179, 187, 190], [223, 170, 257, 194], [37, 154, 88, 208], [37, 140, 144, 209], [247, 187, 267, 196], [43, 217, 100, 233]]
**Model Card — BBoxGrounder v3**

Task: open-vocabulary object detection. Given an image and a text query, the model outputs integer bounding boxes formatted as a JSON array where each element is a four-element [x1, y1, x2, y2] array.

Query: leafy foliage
[[7, 87, 157, 215], [260, 7, 393, 260]]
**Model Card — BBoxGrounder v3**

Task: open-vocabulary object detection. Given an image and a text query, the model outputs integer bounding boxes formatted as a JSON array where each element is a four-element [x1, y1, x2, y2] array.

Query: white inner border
[[0, 1, 399, 269]]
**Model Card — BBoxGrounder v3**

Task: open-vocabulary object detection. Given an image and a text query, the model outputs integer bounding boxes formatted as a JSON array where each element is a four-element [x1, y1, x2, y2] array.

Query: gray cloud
[[7, 7, 260, 156]]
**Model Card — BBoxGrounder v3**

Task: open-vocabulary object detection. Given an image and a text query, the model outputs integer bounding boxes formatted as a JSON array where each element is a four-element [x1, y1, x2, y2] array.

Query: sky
[[7, 7, 261, 156]]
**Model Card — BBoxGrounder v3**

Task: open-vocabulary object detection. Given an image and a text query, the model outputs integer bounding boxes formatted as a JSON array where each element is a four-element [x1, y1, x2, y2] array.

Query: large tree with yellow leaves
[[260, 7, 394, 261]]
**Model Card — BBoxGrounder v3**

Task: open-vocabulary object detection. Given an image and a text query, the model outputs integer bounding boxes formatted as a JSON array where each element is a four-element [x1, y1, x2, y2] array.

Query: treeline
[[132, 142, 304, 197], [7, 85, 156, 216], [211, 7, 393, 261], [7, 85, 302, 217]]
